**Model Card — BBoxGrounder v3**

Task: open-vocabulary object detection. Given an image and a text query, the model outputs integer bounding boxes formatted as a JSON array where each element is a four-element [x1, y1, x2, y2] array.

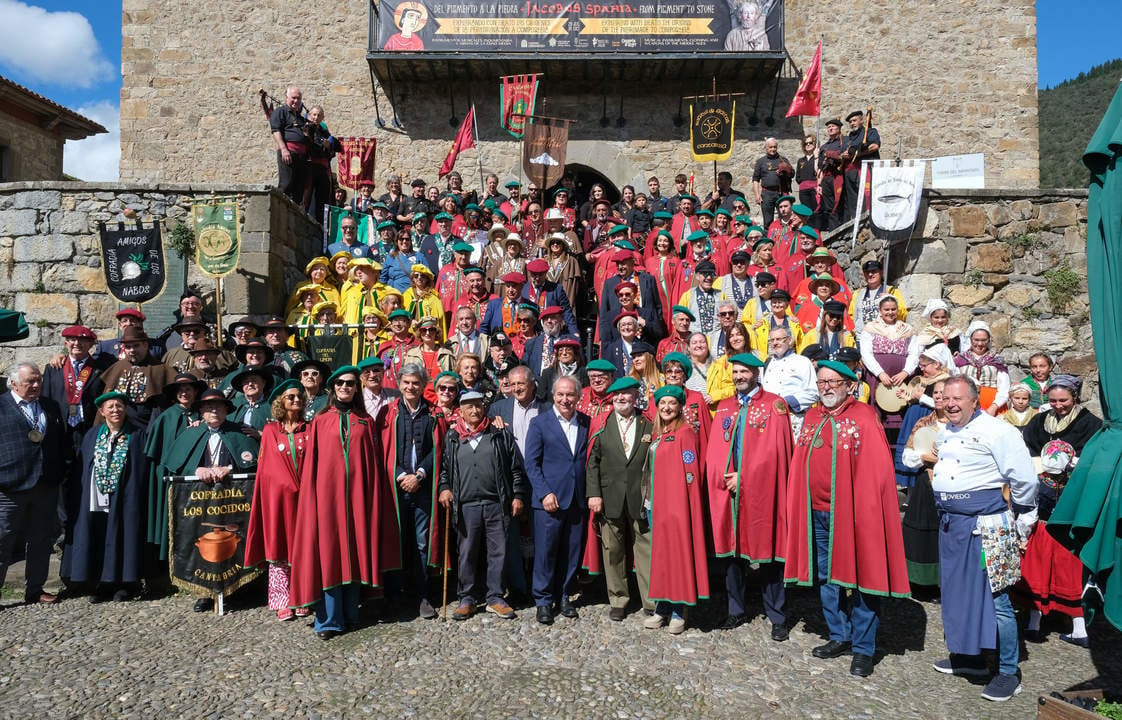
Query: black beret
[[862, 259, 883, 272], [769, 289, 791, 302], [845, 111, 864, 122]]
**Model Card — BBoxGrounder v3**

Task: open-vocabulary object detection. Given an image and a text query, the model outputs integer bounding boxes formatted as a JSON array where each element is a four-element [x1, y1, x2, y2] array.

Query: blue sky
[[0, 1, 1117, 180]]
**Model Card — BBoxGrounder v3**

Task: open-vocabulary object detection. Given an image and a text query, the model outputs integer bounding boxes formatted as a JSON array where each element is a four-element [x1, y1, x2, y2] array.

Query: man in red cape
[[783, 360, 910, 677], [288, 366, 402, 638], [706, 353, 793, 640], [578, 359, 617, 576]]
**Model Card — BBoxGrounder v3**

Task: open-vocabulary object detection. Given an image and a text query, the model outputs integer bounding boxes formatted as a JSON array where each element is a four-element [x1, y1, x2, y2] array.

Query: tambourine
[[874, 383, 910, 413]]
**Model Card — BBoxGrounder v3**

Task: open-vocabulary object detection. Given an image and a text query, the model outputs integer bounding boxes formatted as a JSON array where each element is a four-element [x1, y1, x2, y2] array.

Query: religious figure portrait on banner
[[384, 1, 427, 51], [724, 0, 770, 51]]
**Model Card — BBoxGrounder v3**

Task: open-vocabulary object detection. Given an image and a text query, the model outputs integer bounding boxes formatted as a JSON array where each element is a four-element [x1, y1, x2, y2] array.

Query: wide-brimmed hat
[[234, 338, 275, 365], [194, 388, 234, 413], [230, 366, 275, 396], [119, 326, 150, 344], [163, 372, 207, 399]]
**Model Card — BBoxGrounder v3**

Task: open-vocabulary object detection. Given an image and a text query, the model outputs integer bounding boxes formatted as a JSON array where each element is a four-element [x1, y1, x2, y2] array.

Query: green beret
[[661, 352, 692, 380], [327, 365, 361, 386], [657, 230, 673, 241], [607, 377, 641, 394], [452, 241, 474, 253], [653, 211, 673, 221], [434, 212, 454, 222], [356, 356, 385, 372], [432, 370, 461, 390], [465, 203, 481, 212], [586, 359, 617, 373], [753, 237, 774, 251], [463, 266, 485, 276], [388, 309, 412, 322], [652, 385, 686, 405], [607, 225, 631, 237], [612, 239, 637, 250], [94, 391, 129, 408], [696, 209, 715, 218], [798, 225, 819, 240], [715, 208, 732, 218], [268, 379, 302, 403], [671, 304, 695, 320], [377, 220, 397, 231], [776, 194, 796, 205], [734, 214, 752, 224], [686, 230, 709, 243], [792, 204, 814, 218], [681, 194, 698, 203], [517, 302, 540, 315], [729, 353, 765, 368], [817, 359, 859, 381]]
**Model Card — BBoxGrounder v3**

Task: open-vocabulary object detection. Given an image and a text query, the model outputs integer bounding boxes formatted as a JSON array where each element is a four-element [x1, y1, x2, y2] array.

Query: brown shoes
[[486, 600, 517, 619], [452, 600, 476, 621]]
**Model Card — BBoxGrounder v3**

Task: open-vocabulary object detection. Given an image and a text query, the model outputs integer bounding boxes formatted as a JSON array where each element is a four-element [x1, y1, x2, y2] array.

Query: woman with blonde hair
[[627, 340, 663, 418]]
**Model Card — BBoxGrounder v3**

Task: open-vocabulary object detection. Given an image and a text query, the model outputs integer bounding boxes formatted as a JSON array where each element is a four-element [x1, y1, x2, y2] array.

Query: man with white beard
[[782, 361, 910, 678]]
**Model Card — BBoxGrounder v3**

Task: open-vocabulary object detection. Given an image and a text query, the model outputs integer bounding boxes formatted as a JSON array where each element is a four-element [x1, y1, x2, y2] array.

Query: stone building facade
[[119, 0, 1038, 194], [0, 76, 106, 181]]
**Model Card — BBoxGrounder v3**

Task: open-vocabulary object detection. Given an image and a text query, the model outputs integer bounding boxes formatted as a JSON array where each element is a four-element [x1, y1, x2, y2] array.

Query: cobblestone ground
[[2, 559, 1120, 720]]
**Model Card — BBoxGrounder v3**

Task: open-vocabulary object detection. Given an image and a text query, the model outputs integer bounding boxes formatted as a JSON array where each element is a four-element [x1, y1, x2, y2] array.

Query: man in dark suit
[[599, 250, 661, 344], [523, 375, 589, 624], [520, 306, 567, 380], [586, 377, 654, 621], [523, 259, 578, 335], [0, 362, 66, 604]]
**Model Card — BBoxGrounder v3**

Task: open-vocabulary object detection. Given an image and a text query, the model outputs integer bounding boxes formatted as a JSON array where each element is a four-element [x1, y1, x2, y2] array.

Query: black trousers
[[724, 557, 786, 625], [277, 151, 308, 205], [456, 500, 507, 605], [760, 189, 781, 230]]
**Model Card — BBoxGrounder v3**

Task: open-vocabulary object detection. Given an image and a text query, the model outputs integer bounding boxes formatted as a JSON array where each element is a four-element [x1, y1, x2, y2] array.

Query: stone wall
[[831, 189, 1096, 412], [119, 0, 1038, 192], [0, 111, 64, 181], [0, 182, 320, 375]]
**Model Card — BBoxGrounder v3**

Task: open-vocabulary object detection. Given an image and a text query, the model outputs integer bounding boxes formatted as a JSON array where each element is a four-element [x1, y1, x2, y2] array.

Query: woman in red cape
[[643, 386, 709, 634], [783, 395, 909, 596], [288, 366, 401, 639], [244, 380, 308, 620]]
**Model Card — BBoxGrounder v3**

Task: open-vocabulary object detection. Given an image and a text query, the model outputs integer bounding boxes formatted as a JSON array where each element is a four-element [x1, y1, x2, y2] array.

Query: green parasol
[[1046, 81, 1122, 630], [0, 309, 29, 342]]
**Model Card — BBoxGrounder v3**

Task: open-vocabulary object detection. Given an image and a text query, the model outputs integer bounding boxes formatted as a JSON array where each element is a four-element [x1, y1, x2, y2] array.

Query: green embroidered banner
[[193, 200, 241, 278]]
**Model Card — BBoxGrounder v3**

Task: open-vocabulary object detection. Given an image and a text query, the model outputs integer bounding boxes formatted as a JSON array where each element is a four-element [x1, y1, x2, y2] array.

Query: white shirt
[[759, 352, 818, 413], [554, 407, 579, 455], [932, 411, 1037, 509], [858, 330, 920, 377], [511, 400, 540, 455]]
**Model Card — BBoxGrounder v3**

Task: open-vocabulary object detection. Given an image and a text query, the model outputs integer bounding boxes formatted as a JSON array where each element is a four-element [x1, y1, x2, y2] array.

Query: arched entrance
[[563, 164, 619, 206]]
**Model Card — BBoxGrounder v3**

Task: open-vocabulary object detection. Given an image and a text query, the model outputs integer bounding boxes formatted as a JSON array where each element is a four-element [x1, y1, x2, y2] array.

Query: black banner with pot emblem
[[690, 98, 736, 162], [168, 476, 261, 597], [97, 221, 167, 304]]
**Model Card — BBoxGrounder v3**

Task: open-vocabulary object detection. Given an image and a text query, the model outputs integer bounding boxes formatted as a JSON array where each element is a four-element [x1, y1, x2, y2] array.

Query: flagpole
[[816, 35, 823, 145], [471, 103, 485, 199]]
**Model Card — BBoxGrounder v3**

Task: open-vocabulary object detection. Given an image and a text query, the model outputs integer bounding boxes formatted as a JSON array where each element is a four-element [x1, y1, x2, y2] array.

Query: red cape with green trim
[[647, 425, 710, 605], [782, 398, 911, 597]]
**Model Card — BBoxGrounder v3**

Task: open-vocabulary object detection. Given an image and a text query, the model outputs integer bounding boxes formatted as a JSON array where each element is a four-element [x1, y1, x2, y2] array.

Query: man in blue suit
[[523, 259, 578, 335], [523, 374, 589, 624]]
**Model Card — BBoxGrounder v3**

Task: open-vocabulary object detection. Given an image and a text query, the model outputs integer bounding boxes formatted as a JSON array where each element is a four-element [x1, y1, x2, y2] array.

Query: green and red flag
[[500, 74, 540, 139]]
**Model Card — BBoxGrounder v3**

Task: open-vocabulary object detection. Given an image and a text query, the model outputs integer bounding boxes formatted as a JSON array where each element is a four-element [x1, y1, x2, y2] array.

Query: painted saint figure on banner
[[724, 0, 770, 51], [384, 1, 427, 51]]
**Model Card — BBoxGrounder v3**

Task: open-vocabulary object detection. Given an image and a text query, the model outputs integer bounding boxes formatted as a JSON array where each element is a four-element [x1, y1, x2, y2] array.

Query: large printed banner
[[168, 477, 261, 598], [192, 200, 241, 279], [377, 0, 783, 53], [690, 98, 735, 162]]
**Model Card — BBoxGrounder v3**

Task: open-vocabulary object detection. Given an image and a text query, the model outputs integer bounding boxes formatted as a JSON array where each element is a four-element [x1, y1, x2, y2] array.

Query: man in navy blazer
[[0, 362, 66, 604], [522, 374, 589, 624], [523, 259, 579, 335]]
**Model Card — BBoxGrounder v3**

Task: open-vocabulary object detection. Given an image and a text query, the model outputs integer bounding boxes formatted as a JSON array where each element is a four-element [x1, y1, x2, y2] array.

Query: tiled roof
[[0, 74, 108, 139]]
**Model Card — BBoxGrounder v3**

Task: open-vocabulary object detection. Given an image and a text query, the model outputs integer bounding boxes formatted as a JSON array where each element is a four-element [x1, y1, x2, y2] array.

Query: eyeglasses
[[617, 292, 635, 298], [342, 226, 357, 232], [419, 328, 438, 334], [436, 386, 458, 394], [282, 394, 303, 402], [301, 370, 321, 377], [718, 311, 736, 317], [768, 337, 791, 345], [334, 379, 357, 387], [816, 379, 849, 388], [731, 259, 747, 265], [804, 142, 815, 147], [180, 329, 202, 336]]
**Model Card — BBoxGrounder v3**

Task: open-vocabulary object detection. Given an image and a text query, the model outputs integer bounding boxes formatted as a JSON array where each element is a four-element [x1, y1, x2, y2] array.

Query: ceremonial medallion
[[812, 436, 824, 449], [28, 429, 44, 443]]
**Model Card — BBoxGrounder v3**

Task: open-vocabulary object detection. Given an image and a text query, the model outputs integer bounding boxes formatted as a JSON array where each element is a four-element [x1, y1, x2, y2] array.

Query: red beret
[[555, 337, 581, 349], [539, 306, 564, 319], [116, 308, 146, 321], [614, 310, 639, 325], [613, 281, 638, 296], [525, 258, 549, 273], [501, 271, 526, 284], [61, 325, 97, 341], [613, 249, 636, 262]]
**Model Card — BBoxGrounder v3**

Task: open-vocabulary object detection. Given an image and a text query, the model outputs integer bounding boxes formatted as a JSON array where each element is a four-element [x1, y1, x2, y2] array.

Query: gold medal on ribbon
[[28, 429, 44, 443]]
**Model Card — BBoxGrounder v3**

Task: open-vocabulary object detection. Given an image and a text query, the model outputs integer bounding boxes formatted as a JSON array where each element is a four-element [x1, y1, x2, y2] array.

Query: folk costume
[[143, 401, 198, 561]]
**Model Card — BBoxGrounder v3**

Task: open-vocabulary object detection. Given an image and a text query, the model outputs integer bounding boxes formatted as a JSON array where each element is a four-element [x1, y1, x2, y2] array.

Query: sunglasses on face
[[334, 379, 357, 388]]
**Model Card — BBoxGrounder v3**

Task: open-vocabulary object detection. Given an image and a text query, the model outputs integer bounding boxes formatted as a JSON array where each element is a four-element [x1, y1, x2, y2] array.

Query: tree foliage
[[1039, 58, 1122, 188]]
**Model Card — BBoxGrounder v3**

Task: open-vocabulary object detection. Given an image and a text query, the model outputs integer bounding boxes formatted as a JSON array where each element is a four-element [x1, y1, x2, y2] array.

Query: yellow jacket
[[402, 289, 446, 341], [848, 285, 907, 325], [340, 283, 393, 327], [799, 328, 857, 354], [752, 314, 804, 360]]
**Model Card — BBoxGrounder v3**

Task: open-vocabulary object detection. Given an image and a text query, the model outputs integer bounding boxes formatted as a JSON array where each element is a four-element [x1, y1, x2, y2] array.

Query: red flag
[[785, 42, 822, 118], [439, 106, 476, 179], [336, 137, 377, 190], [500, 74, 540, 139]]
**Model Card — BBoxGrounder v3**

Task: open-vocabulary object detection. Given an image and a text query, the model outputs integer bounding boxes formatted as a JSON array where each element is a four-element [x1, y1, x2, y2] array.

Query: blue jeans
[[387, 490, 431, 602], [993, 591, 1019, 676], [813, 509, 880, 656], [314, 584, 360, 633]]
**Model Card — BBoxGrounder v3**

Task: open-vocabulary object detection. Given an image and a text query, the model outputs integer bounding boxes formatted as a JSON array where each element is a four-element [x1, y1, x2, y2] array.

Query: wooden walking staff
[[441, 503, 451, 621]]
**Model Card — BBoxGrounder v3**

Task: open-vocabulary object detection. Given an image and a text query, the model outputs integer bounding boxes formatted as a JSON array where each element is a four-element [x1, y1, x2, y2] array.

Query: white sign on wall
[[931, 153, 986, 189]]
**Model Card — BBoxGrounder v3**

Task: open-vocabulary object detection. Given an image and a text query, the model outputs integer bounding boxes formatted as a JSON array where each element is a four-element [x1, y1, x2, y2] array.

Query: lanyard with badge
[[19, 401, 44, 443]]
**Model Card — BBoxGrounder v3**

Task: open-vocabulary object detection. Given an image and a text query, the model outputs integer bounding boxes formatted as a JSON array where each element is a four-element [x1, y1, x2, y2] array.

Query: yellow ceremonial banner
[[690, 99, 736, 162], [580, 18, 713, 35]]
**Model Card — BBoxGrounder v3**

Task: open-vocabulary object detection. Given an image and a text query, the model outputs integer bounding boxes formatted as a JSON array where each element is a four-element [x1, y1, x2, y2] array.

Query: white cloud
[[0, 0, 114, 88], [63, 100, 119, 181]]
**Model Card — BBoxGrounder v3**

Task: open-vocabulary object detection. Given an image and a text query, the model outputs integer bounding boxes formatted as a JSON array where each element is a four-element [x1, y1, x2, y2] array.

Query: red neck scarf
[[454, 414, 491, 442]]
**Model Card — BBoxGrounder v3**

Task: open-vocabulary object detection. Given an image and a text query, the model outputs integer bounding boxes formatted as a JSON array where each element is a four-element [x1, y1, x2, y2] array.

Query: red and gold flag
[[336, 137, 377, 190], [786, 42, 822, 118], [500, 74, 540, 139], [439, 106, 476, 179]]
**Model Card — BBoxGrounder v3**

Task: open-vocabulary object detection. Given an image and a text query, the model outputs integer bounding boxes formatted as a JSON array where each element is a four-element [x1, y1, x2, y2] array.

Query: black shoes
[[1023, 628, 1043, 643], [771, 623, 790, 642], [850, 653, 874, 677], [608, 607, 627, 622], [811, 640, 851, 659], [316, 630, 340, 640], [718, 613, 747, 630], [558, 598, 578, 619], [536, 605, 554, 625], [193, 598, 214, 613]]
